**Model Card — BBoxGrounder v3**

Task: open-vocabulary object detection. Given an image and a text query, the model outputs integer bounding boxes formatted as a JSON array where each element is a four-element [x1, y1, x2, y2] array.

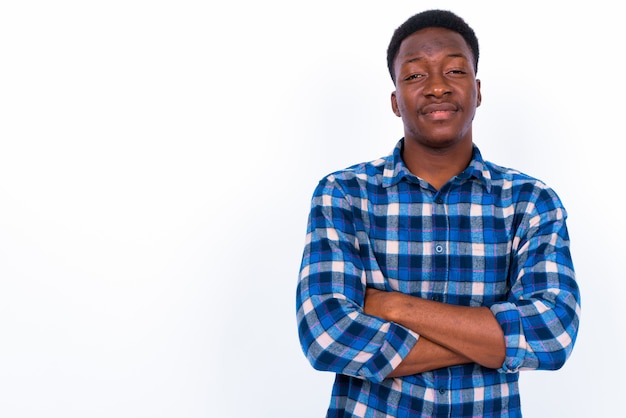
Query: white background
[[0, 1, 623, 417]]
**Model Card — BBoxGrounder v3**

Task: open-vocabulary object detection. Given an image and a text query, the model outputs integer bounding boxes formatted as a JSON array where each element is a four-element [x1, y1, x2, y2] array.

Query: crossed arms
[[363, 288, 505, 376], [296, 177, 580, 382]]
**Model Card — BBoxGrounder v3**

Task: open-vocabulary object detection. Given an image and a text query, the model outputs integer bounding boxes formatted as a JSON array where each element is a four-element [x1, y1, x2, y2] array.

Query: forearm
[[365, 289, 505, 369], [387, 336, 471, 377], [297, 279, 419, 382]]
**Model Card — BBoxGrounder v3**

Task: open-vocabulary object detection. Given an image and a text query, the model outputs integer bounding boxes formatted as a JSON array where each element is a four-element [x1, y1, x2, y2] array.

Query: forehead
[[396, 27, 472, 64]]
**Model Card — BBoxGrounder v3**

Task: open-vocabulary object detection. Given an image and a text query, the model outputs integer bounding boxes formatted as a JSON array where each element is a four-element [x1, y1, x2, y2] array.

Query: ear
[[476, 79, 482, 107], [391, 91, 401, 117]]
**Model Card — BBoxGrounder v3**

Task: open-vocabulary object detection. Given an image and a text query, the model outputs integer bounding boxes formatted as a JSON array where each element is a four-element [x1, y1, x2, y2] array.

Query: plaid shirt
[[296, 139, 580, 417]]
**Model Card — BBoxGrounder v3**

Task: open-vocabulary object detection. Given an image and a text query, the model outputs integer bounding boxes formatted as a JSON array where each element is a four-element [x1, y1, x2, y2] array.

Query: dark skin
[[392, 27, 482, 190], [363, 27, 505, 376]]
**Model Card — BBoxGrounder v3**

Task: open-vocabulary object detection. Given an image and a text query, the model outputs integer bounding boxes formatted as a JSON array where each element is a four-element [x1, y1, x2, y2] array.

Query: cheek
[[469, 88, 480, 107], [395, 94, 411, 115]]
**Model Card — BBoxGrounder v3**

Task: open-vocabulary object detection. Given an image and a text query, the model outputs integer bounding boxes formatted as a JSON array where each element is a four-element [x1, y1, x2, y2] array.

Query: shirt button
[[438, 387, 446, 394], [431, 295, 441, 302], [435, 244, 444, 253], [435, 198, 443, 204]]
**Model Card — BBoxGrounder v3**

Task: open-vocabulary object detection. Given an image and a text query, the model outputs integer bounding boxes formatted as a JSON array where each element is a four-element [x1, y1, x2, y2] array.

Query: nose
[[423, 74, 452, 98]]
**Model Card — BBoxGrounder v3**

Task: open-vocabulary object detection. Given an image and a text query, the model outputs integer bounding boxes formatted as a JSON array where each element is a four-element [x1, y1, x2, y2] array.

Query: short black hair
[[386, 9, 479, 83]]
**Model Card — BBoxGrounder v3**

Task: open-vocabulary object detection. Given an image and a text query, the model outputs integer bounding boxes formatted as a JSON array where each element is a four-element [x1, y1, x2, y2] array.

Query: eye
[[447, 69, 467, 76], [404, 73, 423, 81]]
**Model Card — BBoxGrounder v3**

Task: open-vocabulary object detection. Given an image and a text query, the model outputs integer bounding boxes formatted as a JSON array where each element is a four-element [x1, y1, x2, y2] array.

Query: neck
[[401, 139, 474, 190]]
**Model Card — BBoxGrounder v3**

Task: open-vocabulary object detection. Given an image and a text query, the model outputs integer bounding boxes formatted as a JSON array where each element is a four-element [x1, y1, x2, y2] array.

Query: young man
[[296, 9, 580, 417]]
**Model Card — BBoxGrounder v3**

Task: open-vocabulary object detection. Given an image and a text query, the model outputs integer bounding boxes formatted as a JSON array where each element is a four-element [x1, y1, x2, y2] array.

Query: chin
[[423, 136, 464, 149]]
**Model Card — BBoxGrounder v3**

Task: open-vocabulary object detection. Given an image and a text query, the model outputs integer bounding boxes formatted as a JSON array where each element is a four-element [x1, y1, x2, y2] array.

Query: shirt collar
[[382, 138, 492, 192]]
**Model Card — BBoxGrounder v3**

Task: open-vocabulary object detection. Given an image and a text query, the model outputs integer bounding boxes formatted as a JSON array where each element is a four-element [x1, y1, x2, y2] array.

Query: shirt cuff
[[490, 302, 527, 373], [357, 323, 419, 382]]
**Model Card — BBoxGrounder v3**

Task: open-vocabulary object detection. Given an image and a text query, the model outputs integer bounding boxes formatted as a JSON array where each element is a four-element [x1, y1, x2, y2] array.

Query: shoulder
[[485, 160, 567, 215], [314, 155, 389, 196], [486, 160, 545, 186]]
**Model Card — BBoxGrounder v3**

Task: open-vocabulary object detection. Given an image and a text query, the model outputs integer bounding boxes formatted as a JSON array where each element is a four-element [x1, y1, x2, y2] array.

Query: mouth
[[421, 103, 458, 120]]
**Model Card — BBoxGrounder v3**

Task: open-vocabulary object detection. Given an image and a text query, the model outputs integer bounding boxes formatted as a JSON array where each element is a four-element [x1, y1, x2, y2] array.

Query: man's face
[[391, 27, 481, 150]]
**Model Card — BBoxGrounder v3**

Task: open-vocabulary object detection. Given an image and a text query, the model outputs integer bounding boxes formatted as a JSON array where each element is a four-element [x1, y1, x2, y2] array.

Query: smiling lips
[[421, 103, 457, 120]]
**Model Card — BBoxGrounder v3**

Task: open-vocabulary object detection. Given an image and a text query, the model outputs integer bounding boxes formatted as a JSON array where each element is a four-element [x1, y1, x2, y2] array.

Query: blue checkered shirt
[[296, 139, 581, 417]]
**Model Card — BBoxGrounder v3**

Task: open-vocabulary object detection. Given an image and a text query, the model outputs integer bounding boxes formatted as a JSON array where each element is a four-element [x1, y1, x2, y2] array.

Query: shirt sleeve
[[296, 176, 418, 383], [490, 186, 581, 373]]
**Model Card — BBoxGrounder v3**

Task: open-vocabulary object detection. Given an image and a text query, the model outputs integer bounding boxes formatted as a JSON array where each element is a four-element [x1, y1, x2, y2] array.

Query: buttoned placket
[[431, 190, 449, 303], [431, 188, 453, 413]]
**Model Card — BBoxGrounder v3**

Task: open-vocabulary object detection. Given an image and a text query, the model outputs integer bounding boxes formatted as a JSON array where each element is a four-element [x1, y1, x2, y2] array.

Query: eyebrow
[[404, 52, 469, 65]]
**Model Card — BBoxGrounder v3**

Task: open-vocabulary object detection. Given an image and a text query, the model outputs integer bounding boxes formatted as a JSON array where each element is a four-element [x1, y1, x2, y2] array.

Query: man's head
[[387, 10, 479, 84], [389, 10, 482, 153]]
